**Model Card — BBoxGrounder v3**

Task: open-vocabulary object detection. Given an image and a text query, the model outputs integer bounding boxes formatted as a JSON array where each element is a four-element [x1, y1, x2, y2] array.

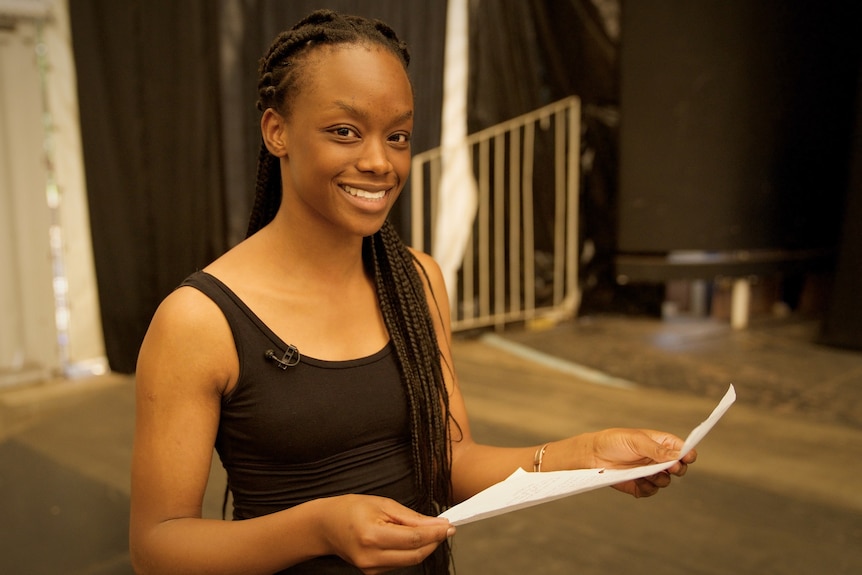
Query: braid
[[366, 221, 453, 572], [245, 142, 280, 237], [246, 9, 410, 237]]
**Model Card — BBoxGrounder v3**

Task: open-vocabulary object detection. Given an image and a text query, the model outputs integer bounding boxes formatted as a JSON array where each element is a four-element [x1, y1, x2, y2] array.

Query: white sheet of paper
[[440, 384, 736, 526]]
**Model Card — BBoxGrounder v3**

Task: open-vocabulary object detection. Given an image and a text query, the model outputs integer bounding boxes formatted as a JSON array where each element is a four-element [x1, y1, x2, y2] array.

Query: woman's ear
[[261, 108, 289, 157]]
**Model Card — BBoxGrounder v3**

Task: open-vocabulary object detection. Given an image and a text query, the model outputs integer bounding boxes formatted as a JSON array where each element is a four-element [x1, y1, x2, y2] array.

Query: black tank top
[[181, 271, 431, 574]]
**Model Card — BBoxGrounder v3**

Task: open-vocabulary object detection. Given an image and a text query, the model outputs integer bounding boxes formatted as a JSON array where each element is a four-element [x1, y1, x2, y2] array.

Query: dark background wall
[[616, 0, 861, 348], [618, 0, 859, 253], [821, 68, 862, 351]]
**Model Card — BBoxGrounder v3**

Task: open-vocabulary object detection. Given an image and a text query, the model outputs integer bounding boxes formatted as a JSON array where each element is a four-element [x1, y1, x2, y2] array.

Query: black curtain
[[468, 0, 618, 128], [69, 1, 446, 373], [70, 0, 228, 373]]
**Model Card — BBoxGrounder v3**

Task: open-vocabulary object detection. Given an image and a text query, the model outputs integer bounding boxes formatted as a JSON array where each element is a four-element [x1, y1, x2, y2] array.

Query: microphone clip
[[265, 345, 300, 370]]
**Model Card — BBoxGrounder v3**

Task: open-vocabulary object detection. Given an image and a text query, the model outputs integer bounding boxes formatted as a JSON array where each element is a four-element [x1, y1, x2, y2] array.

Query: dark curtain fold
[[468, 0, 618, 129], [69, 0, 445, 373], [70, 0, 230, 373]]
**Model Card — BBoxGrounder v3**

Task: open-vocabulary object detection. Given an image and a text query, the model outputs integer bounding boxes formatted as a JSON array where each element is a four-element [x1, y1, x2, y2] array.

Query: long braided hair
[[248, 10, 453, 571]]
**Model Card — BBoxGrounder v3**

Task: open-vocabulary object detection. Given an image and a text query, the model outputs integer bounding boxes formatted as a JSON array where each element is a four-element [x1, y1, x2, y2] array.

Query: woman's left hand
[[585, 428, 697, 498]]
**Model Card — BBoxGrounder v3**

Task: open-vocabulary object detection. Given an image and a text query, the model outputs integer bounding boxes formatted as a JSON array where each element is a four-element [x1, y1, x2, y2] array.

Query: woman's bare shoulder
[[407, 248, 443, 282], [152, 283, 226, 333], [136, 283, 237, 395]]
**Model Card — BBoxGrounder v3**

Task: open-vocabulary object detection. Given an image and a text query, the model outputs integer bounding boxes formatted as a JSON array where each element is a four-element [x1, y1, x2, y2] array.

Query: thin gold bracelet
[[533, 443, 550, 472]]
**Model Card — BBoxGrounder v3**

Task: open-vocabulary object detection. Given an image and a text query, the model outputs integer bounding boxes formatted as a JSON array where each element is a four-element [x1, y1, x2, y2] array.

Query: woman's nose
[[356, 138, 393, 174]]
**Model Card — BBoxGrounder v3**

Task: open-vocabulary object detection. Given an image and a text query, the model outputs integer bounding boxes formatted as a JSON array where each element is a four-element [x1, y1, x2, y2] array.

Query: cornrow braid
[[246, 9, 409, 238], [245, 10, 452, 573]]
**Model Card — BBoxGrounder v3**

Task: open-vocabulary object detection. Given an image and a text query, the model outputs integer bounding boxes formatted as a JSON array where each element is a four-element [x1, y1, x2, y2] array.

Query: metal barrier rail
[[410, 96, 581, 331]]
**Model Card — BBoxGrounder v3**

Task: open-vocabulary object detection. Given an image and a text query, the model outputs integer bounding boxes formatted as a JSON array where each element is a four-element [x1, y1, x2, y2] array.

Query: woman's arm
[[410, 251, 696, 503], [130, 287, 451, 574]]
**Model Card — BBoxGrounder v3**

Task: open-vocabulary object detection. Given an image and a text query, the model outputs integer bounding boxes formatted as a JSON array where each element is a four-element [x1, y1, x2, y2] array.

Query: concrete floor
[[1, 313, 860, 574]]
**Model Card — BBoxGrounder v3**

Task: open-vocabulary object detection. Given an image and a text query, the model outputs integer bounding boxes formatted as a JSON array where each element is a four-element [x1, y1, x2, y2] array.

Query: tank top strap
[[179, 271, 290, 355]]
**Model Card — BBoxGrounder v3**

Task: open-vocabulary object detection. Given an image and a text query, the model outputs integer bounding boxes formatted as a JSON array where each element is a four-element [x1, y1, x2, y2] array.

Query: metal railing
[[410, 96, 581, 331]]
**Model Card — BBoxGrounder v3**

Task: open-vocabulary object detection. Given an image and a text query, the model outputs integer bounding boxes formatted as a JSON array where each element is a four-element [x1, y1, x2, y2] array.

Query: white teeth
[[343, 185, 386, 200]]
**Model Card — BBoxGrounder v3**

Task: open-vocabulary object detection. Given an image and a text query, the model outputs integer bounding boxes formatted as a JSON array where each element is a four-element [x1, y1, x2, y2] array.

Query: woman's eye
[[389, 133, 411, 145], [333, 127, 357, 138]]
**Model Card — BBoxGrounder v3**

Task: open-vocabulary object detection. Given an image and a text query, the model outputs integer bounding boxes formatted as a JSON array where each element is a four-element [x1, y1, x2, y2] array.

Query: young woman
[[130, 10, 696, 575]]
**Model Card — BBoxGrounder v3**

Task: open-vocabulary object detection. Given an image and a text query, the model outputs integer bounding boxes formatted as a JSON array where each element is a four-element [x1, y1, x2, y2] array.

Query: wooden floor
[[1, 313, 860, 574]]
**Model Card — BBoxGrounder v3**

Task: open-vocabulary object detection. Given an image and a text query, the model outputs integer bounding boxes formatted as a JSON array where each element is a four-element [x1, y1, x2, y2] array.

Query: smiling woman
[[129, 9, 697, 575]]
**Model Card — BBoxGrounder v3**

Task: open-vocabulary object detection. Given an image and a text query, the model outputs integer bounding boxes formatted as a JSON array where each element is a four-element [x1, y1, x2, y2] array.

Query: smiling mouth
[[341, 184, 388, 200]]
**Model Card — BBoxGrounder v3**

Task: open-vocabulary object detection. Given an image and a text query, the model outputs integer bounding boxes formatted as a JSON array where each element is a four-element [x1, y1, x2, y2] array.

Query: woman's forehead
[[302, 42, 408, 78], [294, 44, 413, 113]]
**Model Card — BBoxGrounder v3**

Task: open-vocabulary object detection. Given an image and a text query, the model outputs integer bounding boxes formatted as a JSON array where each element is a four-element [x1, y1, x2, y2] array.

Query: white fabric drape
[[0, 0, 106, 384], [433, 0, 477, 298]]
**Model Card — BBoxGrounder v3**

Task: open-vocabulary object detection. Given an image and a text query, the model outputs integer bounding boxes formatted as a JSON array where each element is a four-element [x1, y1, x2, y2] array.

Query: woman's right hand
[[318, 494, 454, 574]]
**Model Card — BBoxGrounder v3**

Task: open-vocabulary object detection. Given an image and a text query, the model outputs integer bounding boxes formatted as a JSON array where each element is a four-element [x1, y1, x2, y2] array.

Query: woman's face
[[278, 43, 414, 239]]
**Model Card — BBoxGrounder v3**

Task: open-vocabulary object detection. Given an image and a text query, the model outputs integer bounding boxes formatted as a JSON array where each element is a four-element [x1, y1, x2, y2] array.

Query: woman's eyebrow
[[333, 99, 364, 118], [333, 100, 413, 125]]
